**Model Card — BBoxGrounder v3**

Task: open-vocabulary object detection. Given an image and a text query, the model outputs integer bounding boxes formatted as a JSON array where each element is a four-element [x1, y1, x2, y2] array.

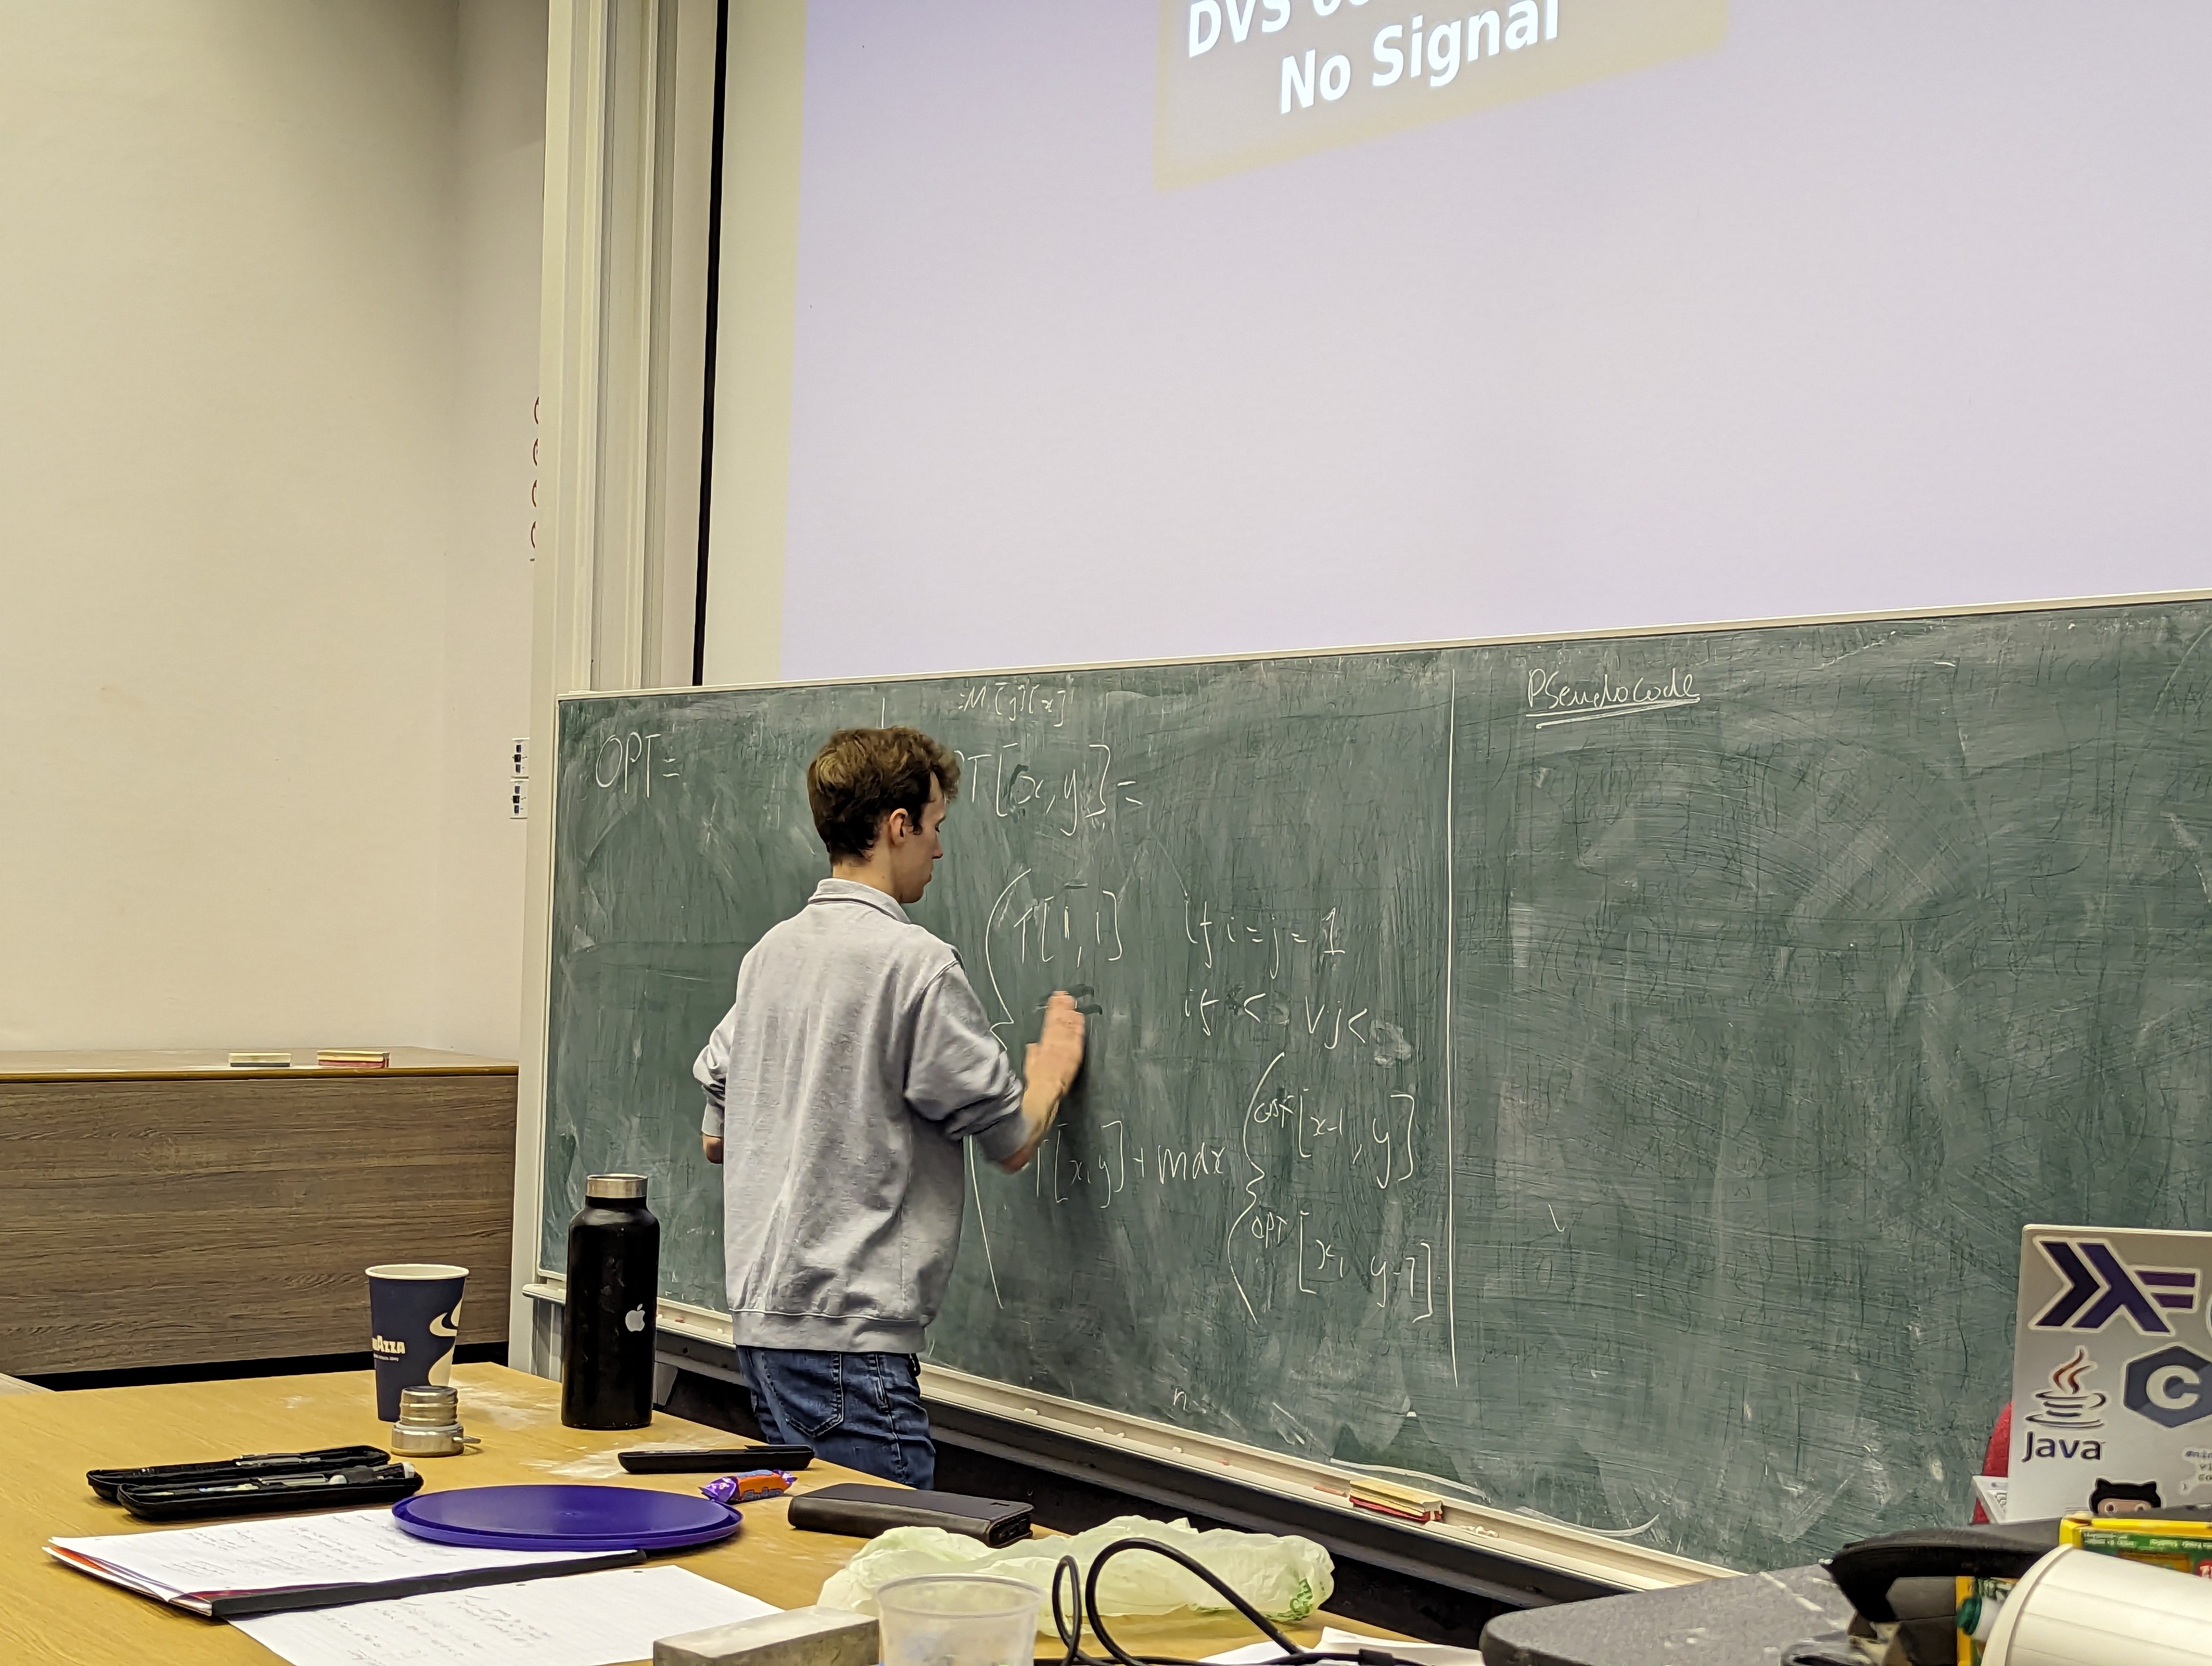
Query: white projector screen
[[703, 1, 2212, 685]]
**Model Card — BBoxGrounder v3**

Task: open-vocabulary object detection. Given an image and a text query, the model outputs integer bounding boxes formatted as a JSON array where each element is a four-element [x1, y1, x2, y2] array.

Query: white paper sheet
[[1203, 1641, 1297, 1664], [1204, 1627, 1480, 1666], [230, 1564, 778, 1666], [1316, 1626, 1483, 1666], [46, 1509, 603, 1612]]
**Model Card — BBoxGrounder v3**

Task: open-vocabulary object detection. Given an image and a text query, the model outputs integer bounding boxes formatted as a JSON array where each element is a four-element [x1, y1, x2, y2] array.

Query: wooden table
[[0, 1049, 516, 1374], [0, 1363, 1380, 1665]]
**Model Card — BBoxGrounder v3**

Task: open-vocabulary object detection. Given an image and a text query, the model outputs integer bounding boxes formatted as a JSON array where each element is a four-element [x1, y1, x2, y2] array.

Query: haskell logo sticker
[[2031, 1237, 2200, 1336]]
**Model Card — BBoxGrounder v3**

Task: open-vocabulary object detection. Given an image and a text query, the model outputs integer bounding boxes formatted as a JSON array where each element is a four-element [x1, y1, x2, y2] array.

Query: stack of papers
[[46, 1509, 613, 1616], [233, 1565, 778, 1666], [48, 1509, 783, 1666]]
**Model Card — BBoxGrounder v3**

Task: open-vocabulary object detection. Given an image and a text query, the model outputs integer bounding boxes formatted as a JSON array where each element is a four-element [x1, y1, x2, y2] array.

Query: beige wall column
[[512, 0, 721, 1368]]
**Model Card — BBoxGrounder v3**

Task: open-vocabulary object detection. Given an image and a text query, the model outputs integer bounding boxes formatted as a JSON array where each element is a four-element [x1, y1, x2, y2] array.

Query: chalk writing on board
[[950, 675, 1077, 726], [1523, 664, 1702, 728], [593, 730, 681, 794], [954, 742, 1137, 835]]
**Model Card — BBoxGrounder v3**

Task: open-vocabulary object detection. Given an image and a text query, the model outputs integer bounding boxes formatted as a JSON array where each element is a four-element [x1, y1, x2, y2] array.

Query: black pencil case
[[787, 1483, 1032, 1546], [88, 1445, 393, 1502], [117, 1462, 424, 1521]]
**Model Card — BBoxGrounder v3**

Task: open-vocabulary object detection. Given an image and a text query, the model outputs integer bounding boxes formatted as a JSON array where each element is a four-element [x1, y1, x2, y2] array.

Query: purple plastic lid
[[392, 1484, 741, 1552]]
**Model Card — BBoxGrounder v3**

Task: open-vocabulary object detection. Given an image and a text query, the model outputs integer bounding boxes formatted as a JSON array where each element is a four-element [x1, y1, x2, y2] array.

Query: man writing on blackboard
[[693, 726, 1085, 1487]]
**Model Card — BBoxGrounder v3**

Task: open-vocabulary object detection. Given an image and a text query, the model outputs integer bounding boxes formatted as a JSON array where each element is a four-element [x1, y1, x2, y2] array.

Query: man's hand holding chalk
[[1004, 990, 1085, 1173]]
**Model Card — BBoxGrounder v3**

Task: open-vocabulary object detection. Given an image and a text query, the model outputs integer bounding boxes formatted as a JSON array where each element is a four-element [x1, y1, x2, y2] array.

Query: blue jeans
[[736, 1346, 936, 1489]]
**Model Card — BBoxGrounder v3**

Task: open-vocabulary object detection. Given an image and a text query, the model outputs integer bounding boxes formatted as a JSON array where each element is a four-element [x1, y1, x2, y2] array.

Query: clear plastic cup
[[875, 1575, 1043, 1666]]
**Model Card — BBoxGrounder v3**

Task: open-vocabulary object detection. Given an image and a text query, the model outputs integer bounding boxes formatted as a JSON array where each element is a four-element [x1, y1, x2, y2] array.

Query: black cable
[[1054, 1552, 1190, 1666], [1043, 1538, 1422, 1666], [690, 0, 730, 687], [1085, 1538, 1300, 1666], [1051, 1554, 1091, 1666]]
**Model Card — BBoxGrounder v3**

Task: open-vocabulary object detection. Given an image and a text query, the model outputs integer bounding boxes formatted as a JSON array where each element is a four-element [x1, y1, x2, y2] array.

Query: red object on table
[[1972, 1401, 2013, 1523]]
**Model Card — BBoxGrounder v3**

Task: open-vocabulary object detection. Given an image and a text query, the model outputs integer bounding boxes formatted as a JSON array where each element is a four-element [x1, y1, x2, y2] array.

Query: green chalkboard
[[543, 598, 2212, 1572]]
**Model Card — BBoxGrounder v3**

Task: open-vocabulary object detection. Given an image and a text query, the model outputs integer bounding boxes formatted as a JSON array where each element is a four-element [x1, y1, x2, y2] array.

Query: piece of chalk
[[1347, 1477, 1445, 1522], [316, 1048, 390, 1067], [227, 1052, 292, 1067]]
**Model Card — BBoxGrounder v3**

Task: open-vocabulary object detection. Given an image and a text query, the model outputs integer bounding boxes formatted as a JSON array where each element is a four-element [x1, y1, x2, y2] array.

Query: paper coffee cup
[[366, 1263, 468, 1422]]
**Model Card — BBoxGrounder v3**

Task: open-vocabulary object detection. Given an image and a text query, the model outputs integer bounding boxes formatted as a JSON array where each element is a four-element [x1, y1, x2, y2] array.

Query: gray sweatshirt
[[693, 878, 1028, 1353]]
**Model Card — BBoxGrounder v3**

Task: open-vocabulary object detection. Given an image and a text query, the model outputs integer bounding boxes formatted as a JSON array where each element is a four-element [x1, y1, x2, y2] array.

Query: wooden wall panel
[[0, 1071, 516, 1375]]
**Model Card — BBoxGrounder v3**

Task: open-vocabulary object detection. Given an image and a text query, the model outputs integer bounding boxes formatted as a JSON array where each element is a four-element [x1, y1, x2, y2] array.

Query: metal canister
[[390, 1383, 479, 1456]]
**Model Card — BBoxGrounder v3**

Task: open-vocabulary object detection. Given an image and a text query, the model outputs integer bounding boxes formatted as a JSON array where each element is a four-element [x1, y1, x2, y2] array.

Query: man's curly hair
[[806, 727, 962, 861]]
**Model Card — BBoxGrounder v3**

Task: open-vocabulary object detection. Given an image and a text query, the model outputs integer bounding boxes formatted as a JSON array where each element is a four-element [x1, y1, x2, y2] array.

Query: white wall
[[440, 0, 549, 1055], [0, 1, 544, 1056]]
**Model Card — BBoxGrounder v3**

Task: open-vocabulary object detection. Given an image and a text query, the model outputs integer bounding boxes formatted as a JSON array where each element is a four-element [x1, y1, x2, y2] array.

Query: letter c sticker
[[2150, 1364, 2202, 1410]]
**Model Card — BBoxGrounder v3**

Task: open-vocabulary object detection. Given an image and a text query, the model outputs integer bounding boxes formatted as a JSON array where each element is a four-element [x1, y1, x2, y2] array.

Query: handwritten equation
[[928, 664, 1457, 1394], [953, 739, 1141, 840], [982, 860, 1446, 1346], [590, 729, 681, 796]]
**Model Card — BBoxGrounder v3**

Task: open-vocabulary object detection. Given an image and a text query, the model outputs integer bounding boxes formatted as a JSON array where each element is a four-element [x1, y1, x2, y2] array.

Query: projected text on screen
[[1156, 0, 1727, 187]]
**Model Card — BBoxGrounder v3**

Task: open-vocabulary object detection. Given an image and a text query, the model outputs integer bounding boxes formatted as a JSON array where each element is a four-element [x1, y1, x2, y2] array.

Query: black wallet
[[88, 1446, 394, 1503], [787, 1483, 1033, 1546]]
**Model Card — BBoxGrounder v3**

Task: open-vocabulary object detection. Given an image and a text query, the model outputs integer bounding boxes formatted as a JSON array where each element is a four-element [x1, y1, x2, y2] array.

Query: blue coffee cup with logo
[[366, 1263, 468, 1421]]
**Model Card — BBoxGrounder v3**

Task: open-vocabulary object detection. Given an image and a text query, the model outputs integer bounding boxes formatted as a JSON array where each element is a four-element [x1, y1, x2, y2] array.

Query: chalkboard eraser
[[316, 1049, 390, 1067], [227, 1052, 291, 1067], [1346, 1478, 1445, 1523]]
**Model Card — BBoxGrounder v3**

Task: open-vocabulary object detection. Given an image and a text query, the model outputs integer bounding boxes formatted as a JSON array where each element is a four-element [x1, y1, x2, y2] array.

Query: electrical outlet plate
[[509, 778, 529, 819], [510, 736, 530, 777]]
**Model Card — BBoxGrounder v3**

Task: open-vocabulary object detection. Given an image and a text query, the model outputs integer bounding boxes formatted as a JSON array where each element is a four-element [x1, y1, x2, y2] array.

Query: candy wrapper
[[703, 1468, 796, 1505]]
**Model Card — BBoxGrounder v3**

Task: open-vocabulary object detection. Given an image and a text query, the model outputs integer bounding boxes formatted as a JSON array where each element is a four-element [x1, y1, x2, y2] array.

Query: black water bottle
[[561, 1172, 660, 1428]]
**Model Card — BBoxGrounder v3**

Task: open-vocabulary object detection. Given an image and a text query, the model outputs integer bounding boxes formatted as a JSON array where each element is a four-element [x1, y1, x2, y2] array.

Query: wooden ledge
[[0, 1048, 518, 1081]]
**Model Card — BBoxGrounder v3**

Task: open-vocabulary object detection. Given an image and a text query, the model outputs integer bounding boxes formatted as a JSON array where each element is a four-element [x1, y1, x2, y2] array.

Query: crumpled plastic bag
[[819, 1515, 1333, 1629]]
